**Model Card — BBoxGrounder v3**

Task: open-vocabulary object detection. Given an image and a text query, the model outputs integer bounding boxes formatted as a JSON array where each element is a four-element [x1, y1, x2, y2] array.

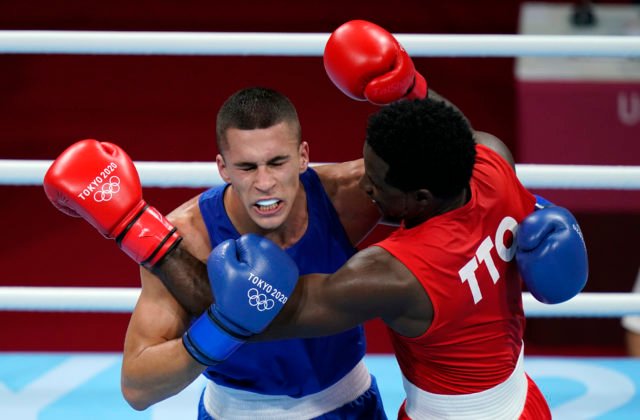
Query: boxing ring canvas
[[1, 353, 639, 419]]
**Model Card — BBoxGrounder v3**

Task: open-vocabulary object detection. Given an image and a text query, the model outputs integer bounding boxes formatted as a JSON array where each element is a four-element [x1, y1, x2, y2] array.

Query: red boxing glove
[[44, 139, 181, 268], [324, 20, 427, 105]]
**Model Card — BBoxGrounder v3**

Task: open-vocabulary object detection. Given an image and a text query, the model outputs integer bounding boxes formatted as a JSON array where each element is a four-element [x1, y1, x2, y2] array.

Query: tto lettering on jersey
[[458, 216, 518, 304]]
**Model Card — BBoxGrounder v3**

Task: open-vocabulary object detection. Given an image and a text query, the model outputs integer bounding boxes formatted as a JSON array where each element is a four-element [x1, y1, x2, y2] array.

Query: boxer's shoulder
[[314, 160, 380, 245], [313, 159, 364, 200], [167, 194, 210, 260]]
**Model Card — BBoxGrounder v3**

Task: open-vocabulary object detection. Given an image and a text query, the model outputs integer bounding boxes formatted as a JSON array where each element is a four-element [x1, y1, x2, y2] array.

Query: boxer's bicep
[[315, 161, 382, 246]]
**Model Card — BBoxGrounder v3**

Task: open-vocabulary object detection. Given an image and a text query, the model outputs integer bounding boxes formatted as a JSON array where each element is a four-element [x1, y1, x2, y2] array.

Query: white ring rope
[[0, 287, 636, 317], [0, 31, 639, 57], [0, 287, 138, 313], [0, 160, 226, 189], [5, 160, 635, 316], [3, 159, 640, 190]]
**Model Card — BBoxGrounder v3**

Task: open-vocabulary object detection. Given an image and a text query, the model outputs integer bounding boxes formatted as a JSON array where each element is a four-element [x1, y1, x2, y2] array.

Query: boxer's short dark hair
[[216, 87, 301, 152], [365, 98, 477, 199]]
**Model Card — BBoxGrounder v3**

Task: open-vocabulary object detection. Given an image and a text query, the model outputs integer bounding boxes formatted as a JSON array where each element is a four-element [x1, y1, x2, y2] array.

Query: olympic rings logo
[[93, 176, 121, 202], [247, 288, 275, 312]]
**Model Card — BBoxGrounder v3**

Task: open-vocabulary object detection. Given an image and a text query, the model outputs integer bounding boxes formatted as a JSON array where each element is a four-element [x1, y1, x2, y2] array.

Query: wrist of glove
[[115, 204, 182, 268], [533, 194, 555, 210], [182, 307, 247, 366]]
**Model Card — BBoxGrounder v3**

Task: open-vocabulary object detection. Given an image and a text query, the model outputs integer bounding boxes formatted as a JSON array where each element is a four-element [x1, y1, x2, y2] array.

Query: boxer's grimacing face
[[217, 121, 309, 232]]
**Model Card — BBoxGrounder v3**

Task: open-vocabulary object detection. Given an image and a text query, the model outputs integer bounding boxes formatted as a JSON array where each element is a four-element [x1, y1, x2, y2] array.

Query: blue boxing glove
[[182, 234, 298, 366], [515, 195, 588, 304]]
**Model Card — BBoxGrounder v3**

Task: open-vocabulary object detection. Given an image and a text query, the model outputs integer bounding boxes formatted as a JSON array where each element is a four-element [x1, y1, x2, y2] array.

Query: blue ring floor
[[1, 353, 639, 419]]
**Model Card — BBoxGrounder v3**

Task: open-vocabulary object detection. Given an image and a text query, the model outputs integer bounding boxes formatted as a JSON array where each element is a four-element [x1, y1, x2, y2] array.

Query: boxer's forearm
[[122, 336, 205, 410], [151, 244, 213, 317]]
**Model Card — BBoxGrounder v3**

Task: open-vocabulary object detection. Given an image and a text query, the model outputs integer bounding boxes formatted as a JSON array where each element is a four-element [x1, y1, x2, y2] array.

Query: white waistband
[[403, 346, 527, 420], [203, 359, 371, 420]]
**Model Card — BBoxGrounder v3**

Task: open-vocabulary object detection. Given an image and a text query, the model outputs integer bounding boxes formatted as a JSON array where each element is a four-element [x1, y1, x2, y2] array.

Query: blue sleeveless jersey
[[198, 167, 366, 397]]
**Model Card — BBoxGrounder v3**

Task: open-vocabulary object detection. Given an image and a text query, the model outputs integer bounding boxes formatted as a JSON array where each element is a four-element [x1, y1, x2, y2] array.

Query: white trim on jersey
[[203, 358, 371, 419], [403, 345, 527, 419]]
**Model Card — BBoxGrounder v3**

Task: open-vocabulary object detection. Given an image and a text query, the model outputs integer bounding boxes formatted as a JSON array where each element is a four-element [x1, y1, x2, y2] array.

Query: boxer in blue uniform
[[118, 87, 386, 419], [194, 165, 382, 419]]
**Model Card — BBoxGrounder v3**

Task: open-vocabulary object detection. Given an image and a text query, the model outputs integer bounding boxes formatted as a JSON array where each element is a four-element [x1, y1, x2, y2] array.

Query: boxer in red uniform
[[218, 98, 557, 419]]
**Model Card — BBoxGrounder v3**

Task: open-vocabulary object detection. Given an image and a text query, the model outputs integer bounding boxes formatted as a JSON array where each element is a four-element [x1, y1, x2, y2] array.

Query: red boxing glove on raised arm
[[324, 19, 427, 105], [43, 139, 181, 269]]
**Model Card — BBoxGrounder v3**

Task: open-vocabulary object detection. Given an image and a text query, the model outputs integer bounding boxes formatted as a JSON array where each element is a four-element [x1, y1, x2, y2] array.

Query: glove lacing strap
[[115, 203, 150, 246], [115, 204, 182, 268]]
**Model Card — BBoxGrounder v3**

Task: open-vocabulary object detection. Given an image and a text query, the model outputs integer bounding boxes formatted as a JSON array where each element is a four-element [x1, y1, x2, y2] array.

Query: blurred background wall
[[1, 0, 639, 355]]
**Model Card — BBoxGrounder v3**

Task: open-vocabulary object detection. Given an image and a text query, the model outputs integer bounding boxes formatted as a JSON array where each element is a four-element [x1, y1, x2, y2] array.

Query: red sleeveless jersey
[[376, 144, 535, 395]]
